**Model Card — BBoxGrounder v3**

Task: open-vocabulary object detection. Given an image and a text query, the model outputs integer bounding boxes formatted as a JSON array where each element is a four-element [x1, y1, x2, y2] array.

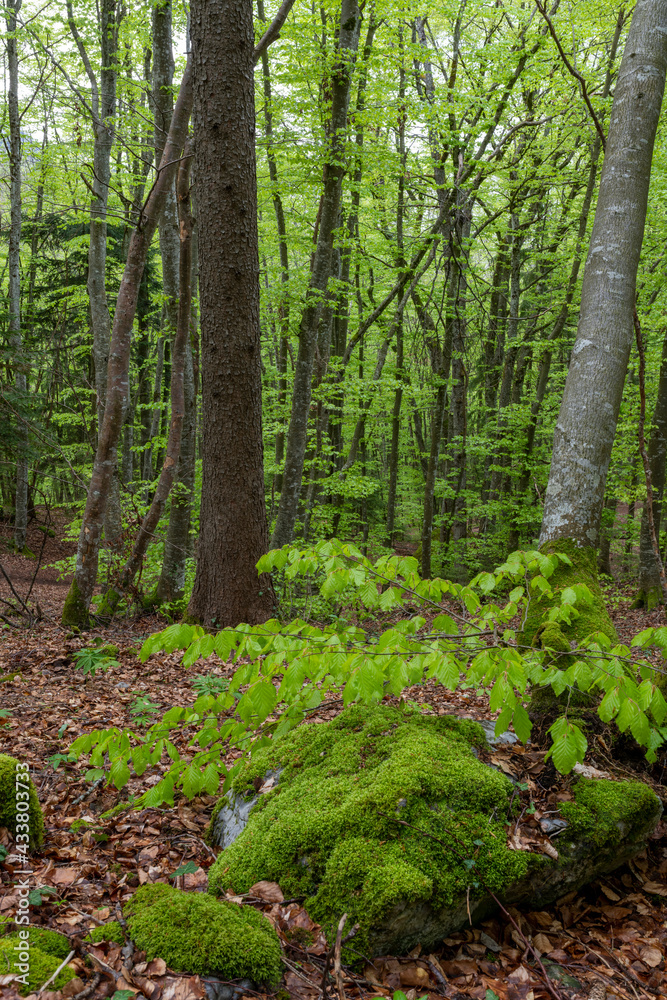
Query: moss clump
[[10, 927, 70, 959], [0, 755, 45, 849], [521, 539, 617, 650], [0, 937, 75, 996], [124, 883, 282, 985], [86, 921, 125, 946], [560, 778, 661, 850], [61, 577, 89, 628], [208, 705, 535, 955]]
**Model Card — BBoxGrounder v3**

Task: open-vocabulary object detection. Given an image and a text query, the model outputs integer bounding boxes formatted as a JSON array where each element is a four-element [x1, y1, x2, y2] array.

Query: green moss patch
[[0, 754, 44, 849], [0, 936, 75, 996], [124, 883, 282, 984], [86, 921, 125, 946], [560, 777, 662, 849], [208, 705, 535, 954], [522, 539, 617, 649]]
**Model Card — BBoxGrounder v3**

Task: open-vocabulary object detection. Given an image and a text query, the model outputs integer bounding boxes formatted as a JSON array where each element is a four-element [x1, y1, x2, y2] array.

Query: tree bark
[[270, 0, 362, 548], [188, 0, 275, 627], [6, 0, 27, 553], [62, 59, 194, 626], [100, 141, 195, 614], [540, 0, 667, 550], [635, 329, 667, 607]]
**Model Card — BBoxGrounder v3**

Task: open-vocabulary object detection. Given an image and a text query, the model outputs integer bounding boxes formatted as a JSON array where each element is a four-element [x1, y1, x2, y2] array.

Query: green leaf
[[170, 860, 198, 879], [512, 703, 532, 743]]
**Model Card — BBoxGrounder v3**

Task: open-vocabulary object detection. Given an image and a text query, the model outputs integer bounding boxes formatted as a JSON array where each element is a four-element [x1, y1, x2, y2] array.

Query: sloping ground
[[0, 541, 665, 1000]]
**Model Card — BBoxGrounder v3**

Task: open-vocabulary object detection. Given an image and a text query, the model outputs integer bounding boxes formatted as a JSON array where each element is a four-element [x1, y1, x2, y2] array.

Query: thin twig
[[37, 949, 75, 993]]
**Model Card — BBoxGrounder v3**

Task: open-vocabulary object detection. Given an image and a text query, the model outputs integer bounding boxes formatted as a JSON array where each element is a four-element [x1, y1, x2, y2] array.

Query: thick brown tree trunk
[[62, 60, 193, 627], [187, 0, 275, 627]]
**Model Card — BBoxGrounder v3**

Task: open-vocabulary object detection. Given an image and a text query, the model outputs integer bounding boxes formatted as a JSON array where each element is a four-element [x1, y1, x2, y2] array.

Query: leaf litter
[[0, 549, 666, 1000]]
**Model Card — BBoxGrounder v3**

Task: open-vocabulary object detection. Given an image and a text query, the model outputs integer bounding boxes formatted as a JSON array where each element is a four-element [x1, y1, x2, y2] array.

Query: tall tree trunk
[[100, 142, 195, 614], [6, 0, 27, 553], [523, 0, 667, 653], [67, 0, 121, 549], [540, 0, 667, 552], [270, 0, 362, 548], [635, 329, 667, 607], [257, 0, 290, 503], [188, 0, 275, 627], [62, 60, 194, 626]]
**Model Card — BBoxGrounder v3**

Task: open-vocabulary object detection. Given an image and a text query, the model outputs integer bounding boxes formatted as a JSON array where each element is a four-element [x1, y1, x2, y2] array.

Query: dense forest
[[3, 0, 667, 618], [1, 2, 667, 999]]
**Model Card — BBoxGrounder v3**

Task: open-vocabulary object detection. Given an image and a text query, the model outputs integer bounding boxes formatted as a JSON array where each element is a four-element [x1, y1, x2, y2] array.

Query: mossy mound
[[0, 754, 45, 848], [521, 539, 617, 650], [86, 921, 125, 945], [559, 777, 661, 849], [0, 935, 75, 996], [207, 705, 662, 956], [208, 705, 535, 954], [124, 883, 282, 985]]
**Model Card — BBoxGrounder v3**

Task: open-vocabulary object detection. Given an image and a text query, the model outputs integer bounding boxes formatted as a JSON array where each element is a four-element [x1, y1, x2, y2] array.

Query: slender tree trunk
[[270, 0, 362, 548], [188, 0, 275, 626], [62, 59, 194, 626], [6, 0, 27, 553], [100, 142, 194, 614], [635, 329, 667, 607], [258, 0, 290, 502], [142, 338, 165, 483], [540, 0, 667, 551]]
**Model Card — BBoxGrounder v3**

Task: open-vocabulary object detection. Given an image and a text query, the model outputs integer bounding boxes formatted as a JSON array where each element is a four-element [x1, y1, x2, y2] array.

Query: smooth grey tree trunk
[[540, 0, 667, 550], [6, 0, 27, 553]]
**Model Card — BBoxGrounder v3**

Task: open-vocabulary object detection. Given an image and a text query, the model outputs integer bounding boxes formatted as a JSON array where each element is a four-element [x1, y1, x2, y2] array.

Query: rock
[[0, 754, 45, 849], [477, 719, 518, 747], [207, 704, 662, 958], [209, 769, 282, 849]]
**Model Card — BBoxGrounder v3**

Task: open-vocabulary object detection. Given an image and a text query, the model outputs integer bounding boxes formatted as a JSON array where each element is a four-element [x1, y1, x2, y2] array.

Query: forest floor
[[0, 521, 666, 1000]]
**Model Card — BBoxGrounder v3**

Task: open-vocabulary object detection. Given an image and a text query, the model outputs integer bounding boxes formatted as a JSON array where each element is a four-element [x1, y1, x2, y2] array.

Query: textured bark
[[142, 338, 164, 483], [153, 0, 180, 354], [270, 0, 362, 548], [448, 201, 472, 548], [188, 0, 275, 627], [101, 143, 194, 614], [6, 0, 27, 553], [62, 60, 193, 626], [540, 0, 667, 548]]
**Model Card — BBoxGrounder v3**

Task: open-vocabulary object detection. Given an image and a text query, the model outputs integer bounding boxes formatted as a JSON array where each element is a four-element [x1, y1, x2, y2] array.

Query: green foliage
[[123, 883, 282, 984], [73, 647, 120, 679], [192, 674, 230, 697], [129, 694, 161, 727], [68, 542, 667, 810]]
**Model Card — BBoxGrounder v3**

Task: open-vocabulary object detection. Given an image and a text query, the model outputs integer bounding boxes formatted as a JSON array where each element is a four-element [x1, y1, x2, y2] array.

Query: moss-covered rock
[[86, 921, 125, 946], [0, 755, 45, 849], [0, 936, 75, 996], [207, 705, 662, 957], [521, 539, 617, 650], [124, 883, 282, 985]]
